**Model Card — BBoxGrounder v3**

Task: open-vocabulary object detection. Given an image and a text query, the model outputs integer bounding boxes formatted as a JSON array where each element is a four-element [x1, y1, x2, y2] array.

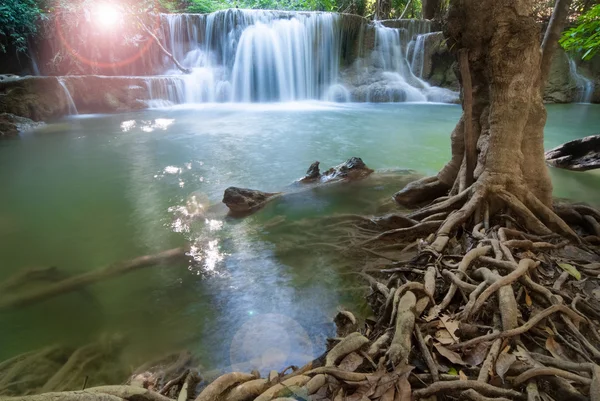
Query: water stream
[[0, 103, 598, 384], [569, 58, 595, 103], [58, 78, 79, 115]]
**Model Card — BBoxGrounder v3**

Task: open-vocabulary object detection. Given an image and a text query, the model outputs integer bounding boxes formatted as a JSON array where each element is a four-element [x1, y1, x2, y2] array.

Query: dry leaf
[[380, 386, 395, 401], [495, 353, 517, 382], [372, 372, 404, 399], [394, 370, 412, 401], [434, 329, 456, 345], [459, 370, 468, 381], [546, 337, 569, 360], [464, 341, 491, 366], [439, 315, 460, 342], [338, 352, 364, 372], [434, 343, 466, 365], [525, 287, 532, 307]]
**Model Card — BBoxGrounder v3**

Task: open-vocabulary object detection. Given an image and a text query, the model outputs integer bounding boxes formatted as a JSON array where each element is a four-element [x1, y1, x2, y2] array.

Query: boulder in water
[[223, 158, 373, 216], [320, 157, 374, 182], [299, 161, 321, 183], [545, 134, 600, 171], [222, 187, 281, 215]]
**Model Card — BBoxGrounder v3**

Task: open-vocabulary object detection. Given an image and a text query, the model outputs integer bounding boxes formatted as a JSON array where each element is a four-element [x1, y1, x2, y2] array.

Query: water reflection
[[120, 118, 174, 133]]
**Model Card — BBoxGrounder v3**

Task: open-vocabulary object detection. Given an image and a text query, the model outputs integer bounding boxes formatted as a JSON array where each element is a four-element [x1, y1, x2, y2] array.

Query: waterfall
[[29, 50, 40, 76], [147, 10, 456, 105], [569, 59, 594, 103], [408, 32, 437, 78], [58, 78, 78, 115], [366, 22, 457, 103], [157, 10, 344, 103]]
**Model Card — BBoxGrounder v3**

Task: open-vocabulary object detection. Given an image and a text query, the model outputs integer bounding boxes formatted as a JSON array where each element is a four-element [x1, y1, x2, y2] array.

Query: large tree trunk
[[394, 0, 579, 251]]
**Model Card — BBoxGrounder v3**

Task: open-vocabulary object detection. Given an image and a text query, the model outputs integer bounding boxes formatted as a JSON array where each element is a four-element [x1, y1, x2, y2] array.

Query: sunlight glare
[[94, 3, 120, 28]]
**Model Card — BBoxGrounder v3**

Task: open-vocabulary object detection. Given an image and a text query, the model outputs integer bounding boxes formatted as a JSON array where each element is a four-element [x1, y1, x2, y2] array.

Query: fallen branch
[[0, 248, 186, 310]]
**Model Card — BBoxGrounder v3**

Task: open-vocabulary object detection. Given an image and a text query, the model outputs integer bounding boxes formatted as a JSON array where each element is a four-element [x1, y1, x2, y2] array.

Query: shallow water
[[0, 102, 599, 384]]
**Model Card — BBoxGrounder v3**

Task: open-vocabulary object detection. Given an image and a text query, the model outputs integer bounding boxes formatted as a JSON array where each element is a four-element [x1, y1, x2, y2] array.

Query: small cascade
[[569, 58, 594, 103], [364, 22, 457, 103], [144, 77, 186, 107], [408, 32, 437, 78], [29, 48, 40, 76], [58, 78, 78, 115]]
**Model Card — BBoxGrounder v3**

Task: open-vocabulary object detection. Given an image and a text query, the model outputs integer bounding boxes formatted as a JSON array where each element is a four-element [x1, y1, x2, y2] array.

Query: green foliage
[[560, 4, 600, 61], [0, 0, 46, 53]]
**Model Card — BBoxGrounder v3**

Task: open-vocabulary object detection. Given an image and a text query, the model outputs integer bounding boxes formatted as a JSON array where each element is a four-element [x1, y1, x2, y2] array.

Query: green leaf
[[557, 262, 581, 280], [448, 367, 458, 376]]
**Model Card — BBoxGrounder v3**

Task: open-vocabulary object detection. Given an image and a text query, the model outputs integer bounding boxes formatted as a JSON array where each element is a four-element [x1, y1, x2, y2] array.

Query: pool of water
[[0, 102, 599, 386]]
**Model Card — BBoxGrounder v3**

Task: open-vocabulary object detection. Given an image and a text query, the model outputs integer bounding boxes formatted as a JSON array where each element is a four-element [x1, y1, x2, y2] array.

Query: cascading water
[[363, 22, 457, 103], [149, 10, 344, 104], [58, 78, 78, 115], [569, 59, 594, 103], [145, 9, 457, 105], [408, 32, 437, 78]]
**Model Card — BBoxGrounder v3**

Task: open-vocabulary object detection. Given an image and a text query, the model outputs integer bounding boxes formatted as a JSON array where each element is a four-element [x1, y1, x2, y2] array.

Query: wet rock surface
[[0, 113, 44, 137], [222, 187, 281, 215], [0, 76, 157, 122], [320, 157, 374, 182], [223, 158, 375, 216], [545, 134, 600, 171]]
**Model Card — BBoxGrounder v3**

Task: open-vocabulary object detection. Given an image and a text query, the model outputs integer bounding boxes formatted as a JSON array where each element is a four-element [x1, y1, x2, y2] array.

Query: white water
[[569, 59, 594, 103], [368, 22, 457, 103], [58, 78, 78, 115], [408, 32, 437, 78], [145, 10, 457, 105]]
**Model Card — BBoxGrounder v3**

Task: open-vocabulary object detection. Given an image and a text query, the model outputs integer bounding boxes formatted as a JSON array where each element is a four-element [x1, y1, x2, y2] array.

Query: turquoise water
[[0, 102, 598, 385]]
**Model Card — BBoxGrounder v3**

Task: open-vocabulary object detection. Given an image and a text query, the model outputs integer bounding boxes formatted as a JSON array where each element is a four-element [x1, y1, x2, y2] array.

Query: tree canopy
[[0, 0, 46, 53], [560, 4, 600, 60]]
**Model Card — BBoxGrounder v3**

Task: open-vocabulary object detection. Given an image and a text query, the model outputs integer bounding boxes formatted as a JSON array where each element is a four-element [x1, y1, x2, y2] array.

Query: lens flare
[[94, 3, 121, 28]]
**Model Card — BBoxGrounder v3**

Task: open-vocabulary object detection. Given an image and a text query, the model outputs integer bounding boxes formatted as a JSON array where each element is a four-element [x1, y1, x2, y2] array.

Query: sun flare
[[93, 3, 121, 28]]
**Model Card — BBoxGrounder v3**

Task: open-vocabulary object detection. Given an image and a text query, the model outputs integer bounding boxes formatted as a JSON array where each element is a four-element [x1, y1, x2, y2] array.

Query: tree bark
[[459, 49, 475, 188], [395, 0, 560, 240], [541, 0, 573, 86]]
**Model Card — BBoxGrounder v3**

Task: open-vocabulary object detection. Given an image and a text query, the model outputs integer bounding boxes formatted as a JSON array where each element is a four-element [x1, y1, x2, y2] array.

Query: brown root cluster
[[179, 182, 600, 400]]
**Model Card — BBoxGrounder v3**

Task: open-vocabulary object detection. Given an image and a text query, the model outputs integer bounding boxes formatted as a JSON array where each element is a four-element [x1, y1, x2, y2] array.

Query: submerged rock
[[222, 187, 281, 215], [0, 113, 44, 137], [545, 134, 600, 171]]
